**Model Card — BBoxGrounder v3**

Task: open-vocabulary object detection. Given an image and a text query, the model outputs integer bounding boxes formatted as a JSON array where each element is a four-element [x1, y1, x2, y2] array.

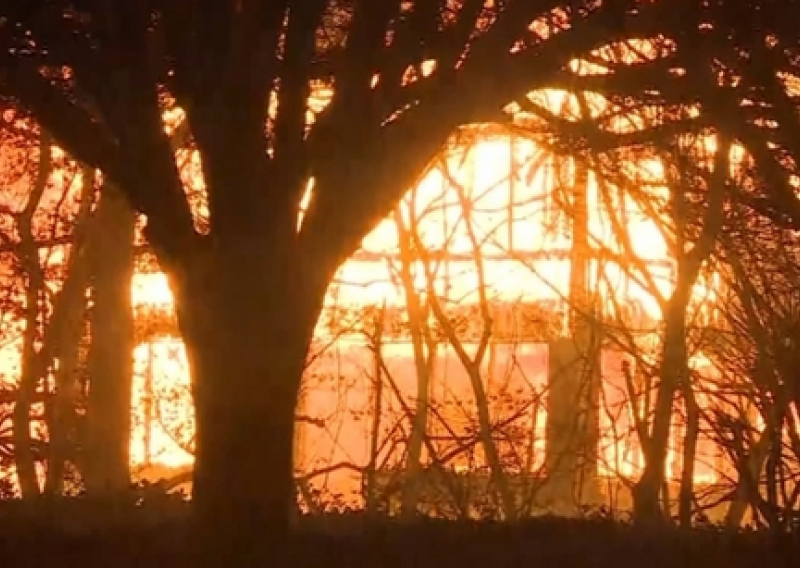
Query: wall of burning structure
[[291, 128, 732, 514], [129, 126, 733, 516]]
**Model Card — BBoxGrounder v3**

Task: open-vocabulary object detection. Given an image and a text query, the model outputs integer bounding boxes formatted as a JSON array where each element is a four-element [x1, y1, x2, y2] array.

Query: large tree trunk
[[84, 184, 135, 498], [179, 234, 328, 563]]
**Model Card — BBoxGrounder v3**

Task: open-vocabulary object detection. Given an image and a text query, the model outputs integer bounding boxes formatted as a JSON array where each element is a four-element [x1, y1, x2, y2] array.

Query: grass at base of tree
[[0, 504, 797, 567]]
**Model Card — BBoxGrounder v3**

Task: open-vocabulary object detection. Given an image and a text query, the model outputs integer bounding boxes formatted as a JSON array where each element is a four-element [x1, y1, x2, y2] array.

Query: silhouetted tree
[[3, 0, 796, 560], [83, 182, 135, 500]]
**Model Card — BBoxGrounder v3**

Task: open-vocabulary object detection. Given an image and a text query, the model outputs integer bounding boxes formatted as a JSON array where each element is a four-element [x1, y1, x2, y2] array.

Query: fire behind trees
[[0, 118, 798, 533], [1, 1, 800, 564]]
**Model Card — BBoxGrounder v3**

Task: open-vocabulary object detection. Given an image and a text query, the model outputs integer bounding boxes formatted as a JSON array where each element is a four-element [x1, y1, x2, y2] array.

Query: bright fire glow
[[123, 125, 728, 497], [0, 81, 739, 505]]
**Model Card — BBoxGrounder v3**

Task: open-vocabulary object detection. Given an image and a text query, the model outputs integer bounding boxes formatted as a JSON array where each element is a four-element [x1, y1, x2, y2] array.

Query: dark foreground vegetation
[[4, 1, 800, 563], [0, 501, 797, 568]]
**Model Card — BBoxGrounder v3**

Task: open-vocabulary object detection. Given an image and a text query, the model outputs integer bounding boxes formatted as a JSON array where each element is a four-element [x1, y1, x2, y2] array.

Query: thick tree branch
[[516, 97, 708, 153], [434, 0, 485, 70], [270, 0, 327, 219], [303, 1, 621, 267], [0, 61, 123, 177], [188, 2, 288, 238], [0, 62, 198, 272], [334, 0, 395, 113]]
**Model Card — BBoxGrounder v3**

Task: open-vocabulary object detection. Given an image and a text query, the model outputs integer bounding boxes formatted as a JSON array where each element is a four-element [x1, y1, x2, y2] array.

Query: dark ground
[[0, 509, 797, 568]]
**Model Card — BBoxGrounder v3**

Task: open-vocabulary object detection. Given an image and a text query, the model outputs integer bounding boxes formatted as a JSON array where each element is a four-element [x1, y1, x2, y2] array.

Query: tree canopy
[[0, 2, 722, 263], [4, 0, 800, 561], [0, 1, 797, 250]]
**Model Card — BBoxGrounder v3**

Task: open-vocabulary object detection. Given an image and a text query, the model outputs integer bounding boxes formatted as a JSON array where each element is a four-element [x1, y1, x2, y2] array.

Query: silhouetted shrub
[[0, 500, 797, 568]]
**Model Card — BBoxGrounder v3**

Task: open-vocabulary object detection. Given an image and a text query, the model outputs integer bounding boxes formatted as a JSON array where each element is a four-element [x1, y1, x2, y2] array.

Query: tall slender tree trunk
[[725, 422, 771, 528], [45, 165, 95, 499], [568, 162, 600, 506], [678, 385, 700, 527], [632, 278, 687, 523], [45, 324, 82, 498], [84, 183, 135, 498], [546, 161, 598, 512], [632, 136, 725, 524], [365, 309, 385, 516], [13, 132, 53, 501], [396, 213, 434, 518], [13, 277, 42, 501]]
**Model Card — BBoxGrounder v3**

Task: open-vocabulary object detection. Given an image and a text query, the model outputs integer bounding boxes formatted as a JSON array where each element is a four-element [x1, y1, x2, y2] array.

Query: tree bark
[[44, 165, 95, 498], [12, 131, 53, 500], [177, 233, 328, 564], [678, 385, 700, 527], [13, 241, 43, 501], [631, 136, 725, 524], [396, 213, 434, 519], [632, 296, 685, 524], [13, 277, 42, 501], [45, 326, 81, 498], [84, 183, 135, 498], [566, 160, 600, 507]]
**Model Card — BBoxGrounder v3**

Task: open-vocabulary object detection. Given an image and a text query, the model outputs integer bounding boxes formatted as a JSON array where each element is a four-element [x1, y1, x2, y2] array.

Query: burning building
[[130, 122, 730, 517]]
